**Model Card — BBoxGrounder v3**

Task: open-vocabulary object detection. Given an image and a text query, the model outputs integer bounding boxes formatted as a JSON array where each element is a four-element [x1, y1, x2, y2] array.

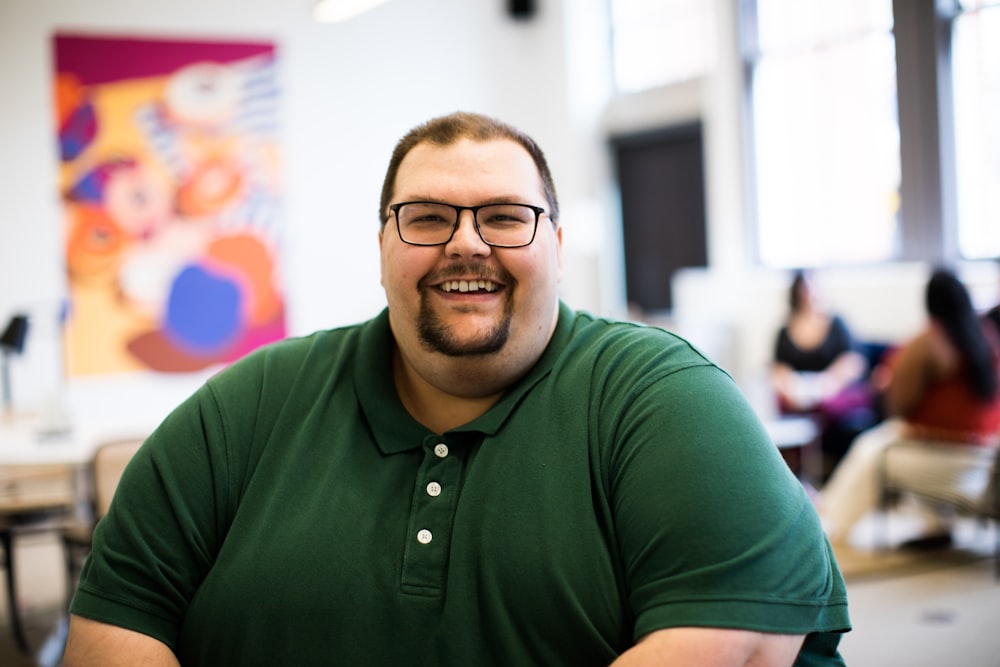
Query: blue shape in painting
[[165, 265, 242, 355], [66, 158, 133, 203], [66, 166, 106, 203], [59, 101, 97, 162]]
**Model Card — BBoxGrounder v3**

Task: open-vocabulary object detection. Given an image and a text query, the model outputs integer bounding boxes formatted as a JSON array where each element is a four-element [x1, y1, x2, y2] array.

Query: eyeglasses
[[389, 201, 547, 248]]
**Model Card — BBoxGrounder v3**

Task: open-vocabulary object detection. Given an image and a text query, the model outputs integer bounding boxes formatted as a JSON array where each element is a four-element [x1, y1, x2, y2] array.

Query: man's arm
[[63, 615, 181, 667], [611, 627, 805, 667]]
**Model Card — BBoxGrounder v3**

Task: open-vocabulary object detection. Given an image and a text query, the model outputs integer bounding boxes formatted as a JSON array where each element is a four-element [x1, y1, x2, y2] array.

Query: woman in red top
[[818, 268, 1000, 545]]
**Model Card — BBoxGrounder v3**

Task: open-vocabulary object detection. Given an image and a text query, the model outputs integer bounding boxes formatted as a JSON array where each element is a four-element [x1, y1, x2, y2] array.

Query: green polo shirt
[[72, 303, 849, 665]]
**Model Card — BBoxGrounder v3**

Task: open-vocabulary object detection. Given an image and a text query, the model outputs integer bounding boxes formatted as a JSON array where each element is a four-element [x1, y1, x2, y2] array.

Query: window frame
[[738, 0, 982, 268]]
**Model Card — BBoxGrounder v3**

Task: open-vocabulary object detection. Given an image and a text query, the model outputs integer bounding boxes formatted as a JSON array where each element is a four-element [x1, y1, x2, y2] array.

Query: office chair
[[878, 437, 1000, 579]]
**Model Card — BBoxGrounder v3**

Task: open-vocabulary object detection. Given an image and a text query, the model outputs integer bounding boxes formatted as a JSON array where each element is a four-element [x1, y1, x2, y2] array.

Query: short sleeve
[[70, 382, 237, 649], [608, 364, 849, 641]]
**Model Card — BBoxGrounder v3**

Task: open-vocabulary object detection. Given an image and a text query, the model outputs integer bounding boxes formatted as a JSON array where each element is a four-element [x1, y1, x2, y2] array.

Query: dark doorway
[[612, 123, 708, 312]]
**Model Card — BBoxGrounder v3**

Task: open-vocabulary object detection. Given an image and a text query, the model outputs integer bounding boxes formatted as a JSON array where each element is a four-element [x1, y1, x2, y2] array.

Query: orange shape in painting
[[126, 329, 219, 372], [177, 156, 243, 217], [66, 204, 127, 279], [206, 233, 282, 326], [54, 73, 87, 128]]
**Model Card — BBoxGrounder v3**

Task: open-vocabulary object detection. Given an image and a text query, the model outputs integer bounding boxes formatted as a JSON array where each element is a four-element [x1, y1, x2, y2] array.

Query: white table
[[0, 413, 108, 466], [765, 415, 822, 487]]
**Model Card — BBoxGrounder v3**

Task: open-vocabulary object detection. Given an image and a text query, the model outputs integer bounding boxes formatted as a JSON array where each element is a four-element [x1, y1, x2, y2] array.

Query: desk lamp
[[0, 314, 29, 413]]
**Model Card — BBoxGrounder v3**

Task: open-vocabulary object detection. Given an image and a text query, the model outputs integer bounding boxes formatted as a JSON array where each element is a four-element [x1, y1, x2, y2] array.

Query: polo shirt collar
[[355, 303, 575, 455]]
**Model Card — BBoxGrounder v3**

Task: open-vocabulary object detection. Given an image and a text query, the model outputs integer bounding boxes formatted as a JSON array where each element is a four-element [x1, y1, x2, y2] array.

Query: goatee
[[417, 297, 512, 356]]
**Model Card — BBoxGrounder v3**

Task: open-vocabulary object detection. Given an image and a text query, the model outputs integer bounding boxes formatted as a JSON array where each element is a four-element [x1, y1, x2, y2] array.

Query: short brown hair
[[379, 111, 559, 225]]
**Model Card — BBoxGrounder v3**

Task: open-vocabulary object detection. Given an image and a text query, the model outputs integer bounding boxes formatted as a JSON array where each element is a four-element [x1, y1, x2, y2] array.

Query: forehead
[[394, 138, 545, 203]]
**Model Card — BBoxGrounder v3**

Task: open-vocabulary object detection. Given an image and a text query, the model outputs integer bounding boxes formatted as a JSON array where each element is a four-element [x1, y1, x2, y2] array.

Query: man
[[64, 112, 850, 666]]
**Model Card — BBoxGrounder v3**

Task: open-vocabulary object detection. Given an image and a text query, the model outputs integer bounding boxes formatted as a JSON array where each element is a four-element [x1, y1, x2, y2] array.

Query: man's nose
[[445, 209, 491, 255]]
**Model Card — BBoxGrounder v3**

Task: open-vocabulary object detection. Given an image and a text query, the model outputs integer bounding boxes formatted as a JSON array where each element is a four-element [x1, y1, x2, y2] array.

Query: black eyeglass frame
[[388, 201, 548, 248]]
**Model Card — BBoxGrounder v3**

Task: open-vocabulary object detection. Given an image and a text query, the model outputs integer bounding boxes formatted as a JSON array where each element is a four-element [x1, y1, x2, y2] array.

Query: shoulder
[[548, 309, 735, 411], [830, 314, 849, 328], [202, 317, 377, 410], [149, 318, 381, 468], [827, 314, 853, 339], [562, 309, 721, 375], [890, 329, 939, 371], [218, 320, 371, 377], [900, 328, 935, 355]]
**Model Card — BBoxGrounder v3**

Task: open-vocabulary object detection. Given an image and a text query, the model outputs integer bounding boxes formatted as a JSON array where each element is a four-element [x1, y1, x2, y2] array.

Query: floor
[[841, 557, 999, 666], [1, 516, 998, 666], [834, 511, 1000, 666]]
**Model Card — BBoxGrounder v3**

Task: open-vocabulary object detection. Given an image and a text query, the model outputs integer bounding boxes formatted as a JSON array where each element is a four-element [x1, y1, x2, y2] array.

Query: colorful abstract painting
[[53, 33, 285, 375]]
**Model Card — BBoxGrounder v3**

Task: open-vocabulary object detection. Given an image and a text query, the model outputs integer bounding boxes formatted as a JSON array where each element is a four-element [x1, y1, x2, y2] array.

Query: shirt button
[[426, 482, 442, 497], [434, 444, 449, 458], [417, 529, 433, 544]]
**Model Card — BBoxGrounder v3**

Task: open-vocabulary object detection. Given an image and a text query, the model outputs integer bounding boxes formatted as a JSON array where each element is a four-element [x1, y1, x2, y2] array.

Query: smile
[[438, 279, 499, 293]]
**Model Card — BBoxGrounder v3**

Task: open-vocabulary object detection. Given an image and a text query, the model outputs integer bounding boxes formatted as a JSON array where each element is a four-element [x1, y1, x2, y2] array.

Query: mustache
[[419, 263, 511, 288]]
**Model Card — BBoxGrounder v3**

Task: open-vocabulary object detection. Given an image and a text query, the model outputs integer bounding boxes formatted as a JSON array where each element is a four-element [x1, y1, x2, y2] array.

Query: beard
[[416, 292, 513, 356]]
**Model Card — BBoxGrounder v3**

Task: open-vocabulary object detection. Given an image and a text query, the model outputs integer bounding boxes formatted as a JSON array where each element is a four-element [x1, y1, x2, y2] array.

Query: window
[[610, 0, 716, 93], [744, 0, 899, 268], [952, 0, 1000, 259], [608, 1, 1000, 270]]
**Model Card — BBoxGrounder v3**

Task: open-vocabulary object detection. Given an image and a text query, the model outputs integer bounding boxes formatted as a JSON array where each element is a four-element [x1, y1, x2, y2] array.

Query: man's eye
[[482, 209, 531, 225], [482, 215, 521, 225]]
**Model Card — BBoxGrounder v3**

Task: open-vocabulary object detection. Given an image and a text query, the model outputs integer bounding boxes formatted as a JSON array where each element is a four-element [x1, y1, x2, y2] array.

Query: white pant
[[819, 418, 997, 543]]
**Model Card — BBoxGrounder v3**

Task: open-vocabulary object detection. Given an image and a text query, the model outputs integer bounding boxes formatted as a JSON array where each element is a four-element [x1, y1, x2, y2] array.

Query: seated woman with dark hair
[[771, 270, 878, 477], [986, 261, 1000, 333], [818, 268, 1000, 546]]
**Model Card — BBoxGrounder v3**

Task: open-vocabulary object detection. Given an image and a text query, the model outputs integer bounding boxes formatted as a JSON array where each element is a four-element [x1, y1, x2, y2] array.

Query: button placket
[[400, 437, 464, 596]]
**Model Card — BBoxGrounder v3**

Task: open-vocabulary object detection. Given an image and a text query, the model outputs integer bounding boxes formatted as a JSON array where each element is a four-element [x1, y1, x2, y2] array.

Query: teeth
[[440, 280, 498, 293]]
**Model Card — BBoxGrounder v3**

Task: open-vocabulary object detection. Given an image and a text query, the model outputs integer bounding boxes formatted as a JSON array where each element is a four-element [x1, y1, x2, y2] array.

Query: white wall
[[3, 0, 995, 436], [0, 0, 622, 433]]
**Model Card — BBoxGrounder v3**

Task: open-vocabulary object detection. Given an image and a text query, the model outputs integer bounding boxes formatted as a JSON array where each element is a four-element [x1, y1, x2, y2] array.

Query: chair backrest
[[91, 438, 144, 519], [882, 438, 1000, 518]]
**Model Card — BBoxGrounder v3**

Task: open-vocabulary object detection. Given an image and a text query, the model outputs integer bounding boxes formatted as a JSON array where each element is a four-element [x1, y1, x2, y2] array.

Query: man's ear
[[556, 224, 563, 279], [378, 228, 385, 287]]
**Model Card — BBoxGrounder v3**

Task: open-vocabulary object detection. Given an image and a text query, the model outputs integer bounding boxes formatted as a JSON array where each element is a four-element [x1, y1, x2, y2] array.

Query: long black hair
[[926, 268, 998, 401]]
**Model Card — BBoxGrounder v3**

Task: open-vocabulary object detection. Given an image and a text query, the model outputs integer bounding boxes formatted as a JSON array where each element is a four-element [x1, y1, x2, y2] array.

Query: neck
[[392, 346, 508, 434]]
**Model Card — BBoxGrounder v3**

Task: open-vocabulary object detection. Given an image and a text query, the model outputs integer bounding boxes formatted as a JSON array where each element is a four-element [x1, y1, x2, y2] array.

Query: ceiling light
[[313, 0, 391, 23]]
